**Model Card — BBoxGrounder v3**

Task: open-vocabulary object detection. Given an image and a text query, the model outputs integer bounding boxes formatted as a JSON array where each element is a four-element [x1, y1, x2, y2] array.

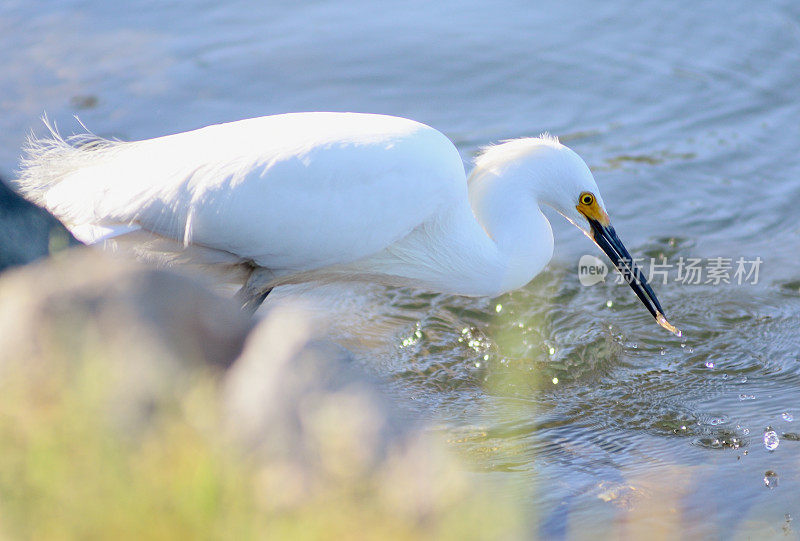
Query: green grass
[[0, 347, 525, 540]]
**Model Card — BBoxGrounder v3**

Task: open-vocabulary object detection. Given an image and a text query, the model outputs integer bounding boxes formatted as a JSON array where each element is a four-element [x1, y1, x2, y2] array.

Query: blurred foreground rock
[[224, 308, 470, 521], [0, 176, 79, 272], [0, 248, 253, 430], [0, 249, 522, 538]]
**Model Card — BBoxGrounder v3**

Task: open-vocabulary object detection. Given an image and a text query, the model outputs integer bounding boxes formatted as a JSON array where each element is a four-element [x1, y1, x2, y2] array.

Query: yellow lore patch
[[576, 192, 610, 225]]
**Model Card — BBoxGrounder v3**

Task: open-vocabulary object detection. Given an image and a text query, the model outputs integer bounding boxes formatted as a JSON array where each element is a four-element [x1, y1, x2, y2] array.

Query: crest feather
[[473, 133, 562, 170]]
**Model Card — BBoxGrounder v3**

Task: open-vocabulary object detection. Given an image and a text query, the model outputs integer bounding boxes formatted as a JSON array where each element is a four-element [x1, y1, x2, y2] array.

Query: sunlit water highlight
[[3, 0, 800, 536]]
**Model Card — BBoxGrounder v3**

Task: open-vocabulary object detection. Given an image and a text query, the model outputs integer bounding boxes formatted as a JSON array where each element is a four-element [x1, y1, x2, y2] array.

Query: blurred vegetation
[[0, 348, 526, 540], [0, 250, 527, 539]]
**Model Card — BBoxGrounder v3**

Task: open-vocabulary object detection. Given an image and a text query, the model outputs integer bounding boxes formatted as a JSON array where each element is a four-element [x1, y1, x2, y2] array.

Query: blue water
[[3, 0, 800, 536]]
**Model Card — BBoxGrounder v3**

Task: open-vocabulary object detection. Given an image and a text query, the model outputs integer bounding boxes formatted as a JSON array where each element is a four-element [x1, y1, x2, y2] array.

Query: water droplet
[[483, 354, 489, 361], [704, 360, 715, 369], [742, 427, 750, 435], [739, 394, 756, 401], [474, 362, 481, 368], [782, 412, 794, 422], [764, 430, 780, 451], [552, 377, 558, 384], [739, 376, 747, 383], [722, 373, 729, 380], [764, 470, 779, 489], [687, 347, 694, 353], [680, 425, 686, 430], [548, 346, 555, 356], [660, 348, 666, 356], [680, 342, 686, 349], [495, 304, 502, 313], [606, 300, 613, 308]]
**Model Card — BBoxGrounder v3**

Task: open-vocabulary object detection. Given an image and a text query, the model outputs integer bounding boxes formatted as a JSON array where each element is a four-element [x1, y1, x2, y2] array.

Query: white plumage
[[14, 112, 677, 332]]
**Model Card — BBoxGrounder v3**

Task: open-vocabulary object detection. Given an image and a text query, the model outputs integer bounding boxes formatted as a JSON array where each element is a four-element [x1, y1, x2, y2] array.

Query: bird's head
[[478, 135, 679, 335]]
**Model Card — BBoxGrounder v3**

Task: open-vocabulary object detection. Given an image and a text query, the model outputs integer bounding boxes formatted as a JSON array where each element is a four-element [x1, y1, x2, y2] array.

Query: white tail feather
[[14, 116, 125, 208]]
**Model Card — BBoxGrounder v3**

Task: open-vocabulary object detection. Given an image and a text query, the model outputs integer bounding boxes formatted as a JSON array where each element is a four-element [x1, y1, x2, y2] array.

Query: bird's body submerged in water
[[14, 112, 678, 334]]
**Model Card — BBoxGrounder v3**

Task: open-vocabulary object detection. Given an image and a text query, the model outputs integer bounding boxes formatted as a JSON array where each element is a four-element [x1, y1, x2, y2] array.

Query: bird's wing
[[42, 113, 468, 271]]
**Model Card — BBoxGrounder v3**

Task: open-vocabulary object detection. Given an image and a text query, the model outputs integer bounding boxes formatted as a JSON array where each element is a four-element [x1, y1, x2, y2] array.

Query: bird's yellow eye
[[580, 193, 594, 206]]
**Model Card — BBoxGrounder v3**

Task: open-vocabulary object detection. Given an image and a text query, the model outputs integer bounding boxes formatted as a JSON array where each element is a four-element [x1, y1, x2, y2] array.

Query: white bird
[[14, 112, 678, 334]]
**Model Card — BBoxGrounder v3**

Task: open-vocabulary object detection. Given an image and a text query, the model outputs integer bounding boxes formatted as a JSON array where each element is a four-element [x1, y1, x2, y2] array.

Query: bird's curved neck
[[466, 162, 554, 294]]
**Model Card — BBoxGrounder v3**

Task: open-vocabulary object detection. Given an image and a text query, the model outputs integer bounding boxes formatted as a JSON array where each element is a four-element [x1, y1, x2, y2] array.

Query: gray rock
[[0, 175, 79, 272]]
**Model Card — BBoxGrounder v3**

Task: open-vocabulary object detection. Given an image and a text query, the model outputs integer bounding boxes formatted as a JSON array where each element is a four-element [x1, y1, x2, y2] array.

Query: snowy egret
[[15, 112, 678, 334]]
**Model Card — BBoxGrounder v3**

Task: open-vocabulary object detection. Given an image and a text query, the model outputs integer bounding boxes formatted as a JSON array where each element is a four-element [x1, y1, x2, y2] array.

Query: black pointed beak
[[588, 219, 681, 336]]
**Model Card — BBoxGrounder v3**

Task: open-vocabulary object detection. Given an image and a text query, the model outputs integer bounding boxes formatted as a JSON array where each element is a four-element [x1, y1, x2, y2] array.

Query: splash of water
[[763, 430, 780, 451]]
